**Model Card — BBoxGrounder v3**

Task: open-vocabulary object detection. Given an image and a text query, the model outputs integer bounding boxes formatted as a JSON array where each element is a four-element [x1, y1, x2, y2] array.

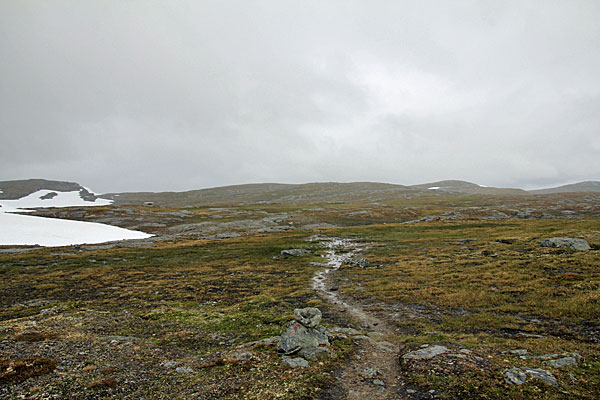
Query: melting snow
[[428, 186, 441, 190], [0, 190, 112, 213], [0, 189, 152, 247]]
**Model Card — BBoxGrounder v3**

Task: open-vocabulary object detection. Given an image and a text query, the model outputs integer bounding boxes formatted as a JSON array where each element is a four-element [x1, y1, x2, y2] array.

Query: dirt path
[[311, 237, 406, 400]]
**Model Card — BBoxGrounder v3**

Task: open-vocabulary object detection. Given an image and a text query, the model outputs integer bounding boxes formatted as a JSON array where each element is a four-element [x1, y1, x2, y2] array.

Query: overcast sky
[[1, 1, 599, 193]]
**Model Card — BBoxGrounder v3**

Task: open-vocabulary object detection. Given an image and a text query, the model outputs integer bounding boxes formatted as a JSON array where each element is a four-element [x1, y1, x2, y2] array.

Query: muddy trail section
[[311, 237, 421, 400]]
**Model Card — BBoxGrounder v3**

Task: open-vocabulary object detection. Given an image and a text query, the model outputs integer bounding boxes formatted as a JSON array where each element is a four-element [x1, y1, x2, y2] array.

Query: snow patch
[[0, 189, 152, 247], [0, 212, 151, 247], [428, 186, 441, 190], [0, 190, 112, 213]]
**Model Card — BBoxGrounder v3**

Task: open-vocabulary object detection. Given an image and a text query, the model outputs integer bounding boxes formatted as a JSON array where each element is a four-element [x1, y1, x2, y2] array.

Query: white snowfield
[[0, 189, 152, 247]]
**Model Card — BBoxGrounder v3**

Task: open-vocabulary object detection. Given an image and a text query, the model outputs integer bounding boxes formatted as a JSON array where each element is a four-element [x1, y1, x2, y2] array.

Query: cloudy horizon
[[1, 1, 599, 193]]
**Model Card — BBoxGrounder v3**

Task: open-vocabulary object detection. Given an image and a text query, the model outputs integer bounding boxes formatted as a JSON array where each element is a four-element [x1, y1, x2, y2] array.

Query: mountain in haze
[[529, 181, 600, 194], [2, 178, 598, 208], [409, 180, 527, 196]]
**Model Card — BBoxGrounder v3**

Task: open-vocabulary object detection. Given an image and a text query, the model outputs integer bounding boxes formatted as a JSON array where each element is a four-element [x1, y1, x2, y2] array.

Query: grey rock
[[330, 327, 361, 336], [281, 357, 309, 368], [361, 367, 380, 379], [503, 349, 528, 356], [240, 335, 280, 348], [525, 368, 557, 386], [294, 307, 322, 328], [277, 321, 329, 355], [299, 346, 330, 360], [175, 366, 194, 373], [233, 351, 254, 361], [540, 237, 591, 251], [505, 367, 527, 385], [373, 379, 385, 387], [160, 360, 180, 368], [344, 257, 370, 268], [544, 356, 578, 368], [281, 249, 312, 257], [402, 345, 448, 360]]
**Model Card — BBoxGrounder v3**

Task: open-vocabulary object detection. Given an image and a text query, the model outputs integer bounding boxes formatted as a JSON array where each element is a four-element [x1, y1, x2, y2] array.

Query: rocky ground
[[1, 192, 599, 399]]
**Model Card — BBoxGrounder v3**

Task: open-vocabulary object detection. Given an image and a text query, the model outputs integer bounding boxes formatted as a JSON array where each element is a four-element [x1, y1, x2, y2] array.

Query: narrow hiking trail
[[311, 237, 407, 400]]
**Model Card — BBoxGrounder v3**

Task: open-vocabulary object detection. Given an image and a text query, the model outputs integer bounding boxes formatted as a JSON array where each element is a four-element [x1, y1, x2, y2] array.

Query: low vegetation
[[1, 191, 599, 399]]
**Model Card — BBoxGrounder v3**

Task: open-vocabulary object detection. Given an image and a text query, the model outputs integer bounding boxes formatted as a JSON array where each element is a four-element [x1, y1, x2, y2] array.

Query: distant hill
[[4, 178, 598, 208], [410, 180, 528, 196], [0, 179, 85, 200], [0, 178, 103, 203], [530, 181, 600, 194], [101, 182, 417, 207]]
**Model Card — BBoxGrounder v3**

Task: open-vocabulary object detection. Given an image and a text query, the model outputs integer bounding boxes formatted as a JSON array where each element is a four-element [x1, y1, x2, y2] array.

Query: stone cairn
[[277, 307, 331, 367]]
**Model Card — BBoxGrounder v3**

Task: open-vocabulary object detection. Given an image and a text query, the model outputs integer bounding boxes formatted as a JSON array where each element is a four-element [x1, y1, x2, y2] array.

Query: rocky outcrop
[[540, 237, 591, 251]]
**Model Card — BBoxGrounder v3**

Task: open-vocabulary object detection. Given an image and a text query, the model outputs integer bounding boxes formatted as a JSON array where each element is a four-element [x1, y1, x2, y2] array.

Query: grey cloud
[[1, 1, 599, 192]]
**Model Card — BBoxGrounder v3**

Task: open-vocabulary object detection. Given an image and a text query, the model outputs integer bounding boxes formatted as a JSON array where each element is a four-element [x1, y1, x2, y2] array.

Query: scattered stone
[[330, 327, 360, 336], [457, 238, 477, 244], [239, 335, 280, 348], [232, 351, 254, 361], [281, 357, 309, 368], [373, 379, 385, 387], [361, 367, 380, 379], [504, 367, 527, 385], [406, 389, 417, 394], [343, 257, 370, 268], [540, 237, 591, 251], [299, 346, 330, 360], [544, 356, 578, 368], [503, 349, 528, 356], [175, 366, 194, 374], [402, 345, 448, 361], [366, 331, 385, 339], [517, 332, 545, 338], [160, 360, 179, 368], [525, 368, 558, 386], [281, 249, 312, 257], [376, 341, 396, 353], [294, 307, 321, 328]]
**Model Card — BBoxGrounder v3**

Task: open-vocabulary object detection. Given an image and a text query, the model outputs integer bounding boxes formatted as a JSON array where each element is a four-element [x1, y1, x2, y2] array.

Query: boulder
[[281, 249, 312, 257], [540, 237, 591, 251], [294, 307, 322, 328]]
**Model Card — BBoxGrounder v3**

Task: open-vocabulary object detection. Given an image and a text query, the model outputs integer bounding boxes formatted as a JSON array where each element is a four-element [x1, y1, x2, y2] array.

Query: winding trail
[[310, 236, 405, 400]]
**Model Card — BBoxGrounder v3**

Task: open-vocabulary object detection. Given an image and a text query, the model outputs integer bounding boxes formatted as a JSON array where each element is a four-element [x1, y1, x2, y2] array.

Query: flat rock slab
[[505, 367, 527, 385], [281, 249, 312, 257], [540, 237, 591, 251], [402, 345, 448, 361], [525, 368, 558, 386], [544, 356, 578, 368], [281, 357, 309, 368]]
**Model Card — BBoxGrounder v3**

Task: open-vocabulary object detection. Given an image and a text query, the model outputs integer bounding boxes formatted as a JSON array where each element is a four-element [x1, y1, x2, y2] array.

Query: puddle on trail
[[310, 237, 375, 326]]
